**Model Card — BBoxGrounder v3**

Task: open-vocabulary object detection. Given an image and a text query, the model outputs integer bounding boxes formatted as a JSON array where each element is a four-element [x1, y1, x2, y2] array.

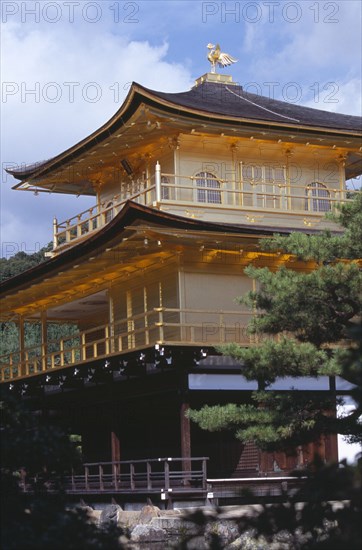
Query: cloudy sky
[[1, 0, 361, 257]]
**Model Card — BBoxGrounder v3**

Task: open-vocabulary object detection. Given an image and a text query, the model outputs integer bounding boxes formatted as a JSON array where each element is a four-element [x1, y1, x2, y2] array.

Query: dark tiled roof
[[6, 80, 361, 182], [146, 81, 362, 132]]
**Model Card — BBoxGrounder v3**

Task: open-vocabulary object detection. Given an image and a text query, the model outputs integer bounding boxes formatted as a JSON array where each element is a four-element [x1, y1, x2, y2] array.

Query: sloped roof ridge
[[6, 79, 361, 182], [225, 85, 301, 123], [138, 80, 361, 131]]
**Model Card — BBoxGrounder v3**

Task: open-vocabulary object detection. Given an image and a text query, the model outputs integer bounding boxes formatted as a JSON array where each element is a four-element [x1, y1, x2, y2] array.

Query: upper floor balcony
[[52, 162, 350, 251], [0, 306, 254, 384]]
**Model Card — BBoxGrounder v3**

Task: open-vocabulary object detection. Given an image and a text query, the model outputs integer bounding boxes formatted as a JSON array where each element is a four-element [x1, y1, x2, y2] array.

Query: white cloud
[[1, 23, 193, 159], [1, 19, 194, 250], [240, 1, 361, 94], [304, 78, 362, 116]]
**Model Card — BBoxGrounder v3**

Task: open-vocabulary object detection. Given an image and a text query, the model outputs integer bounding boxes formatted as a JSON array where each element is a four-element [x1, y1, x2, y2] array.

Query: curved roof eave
[[0, 201, 327, 298], [8, 81, 362, 185]]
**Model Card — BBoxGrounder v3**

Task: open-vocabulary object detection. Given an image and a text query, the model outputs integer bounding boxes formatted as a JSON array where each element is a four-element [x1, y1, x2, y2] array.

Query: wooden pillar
[[315, 436, 326, 462], [260, 451, 270, 474], [19, 316, 25, 377], [41, 311, 47, 371], [111, 429, 121, 487], [296, 446, 304, 468], [111, 430, 120, 463], [306, 442, 315, 465], [108, 291, 115, 353], [180, 401, 191, 480], [326, 433, 339, 463]]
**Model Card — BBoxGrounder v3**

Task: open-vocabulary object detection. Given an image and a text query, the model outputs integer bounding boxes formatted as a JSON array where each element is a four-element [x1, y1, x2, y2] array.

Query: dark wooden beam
[[180, 401, 191, 480]]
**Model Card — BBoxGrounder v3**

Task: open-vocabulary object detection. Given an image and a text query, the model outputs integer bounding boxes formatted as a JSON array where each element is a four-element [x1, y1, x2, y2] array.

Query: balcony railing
[[54, 182, 156, 248], [0, 308, 256, 382], [18, 457, 306, 502], [63, 457, 209, 494], [52, 162, 350, 249]]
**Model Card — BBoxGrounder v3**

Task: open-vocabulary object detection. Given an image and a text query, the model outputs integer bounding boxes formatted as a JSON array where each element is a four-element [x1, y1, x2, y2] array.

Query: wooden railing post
[[99, 464, 104, 491], [144, 309, 149, 346], [53, 217, 58, 249], [202, 459, 207, 490], [71, 468, 76, 491], [282, 166, 288, 210], [113, 463, 118, 490], [60, 339, 64, 366], [105, 326, 110, 354], [8, 353, 13, 380], [65, 221, 71, 243], [220, 312, 225, 343], [157, 308, 164, 342], [155, 161, 161, 203], [130, 463, 135, 490], [146, 461, 152, 490], [40, 346, 46, 372], [25, 352, 29, 376], [76, 215, 82, 237], [85, 466, 89, 491], [81, 333, 86, 361], [164, 459, 170, 491]]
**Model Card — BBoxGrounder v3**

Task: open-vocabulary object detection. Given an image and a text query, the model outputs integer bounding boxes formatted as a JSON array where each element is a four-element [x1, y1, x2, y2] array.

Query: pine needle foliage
[[189, 194, 362, 450]]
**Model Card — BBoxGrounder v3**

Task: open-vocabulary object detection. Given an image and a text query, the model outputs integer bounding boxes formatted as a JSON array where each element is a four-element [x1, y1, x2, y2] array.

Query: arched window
[[305, 182, 331, 212], [104, 201, 114, 223], [161, 175, 170, 200], [195, 171, 221, 204]]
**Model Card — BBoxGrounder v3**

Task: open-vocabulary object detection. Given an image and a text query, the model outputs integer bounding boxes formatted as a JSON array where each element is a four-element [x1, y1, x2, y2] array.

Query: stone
[[151, 516, 201, 541], [205, 520, 239, 547], [99, 504, 122, 525], [184, 535, 209, 550], [138, 504, 160, 524], [226, 530, 269, 550], [118, 510, 140, 529], [130, 524, 166, 542]]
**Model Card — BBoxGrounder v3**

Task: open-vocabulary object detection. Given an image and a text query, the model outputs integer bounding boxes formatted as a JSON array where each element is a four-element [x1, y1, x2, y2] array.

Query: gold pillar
[[19, 316, 25, 377], [230, 143, 238, 206], [41, 311, 48, 372]]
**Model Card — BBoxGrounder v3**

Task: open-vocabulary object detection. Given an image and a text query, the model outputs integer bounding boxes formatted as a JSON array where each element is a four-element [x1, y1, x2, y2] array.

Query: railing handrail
[[158, 179, 348, 203], [161, 172, 349, 195], [83, 457, 209, 467], [18, 456, 210, 496], [0, 306, 252, 364], [52, 164, 355, 249], [0, 304, 257, 381], [155, 307, 252, 315], [57, 184, 156, 229]]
